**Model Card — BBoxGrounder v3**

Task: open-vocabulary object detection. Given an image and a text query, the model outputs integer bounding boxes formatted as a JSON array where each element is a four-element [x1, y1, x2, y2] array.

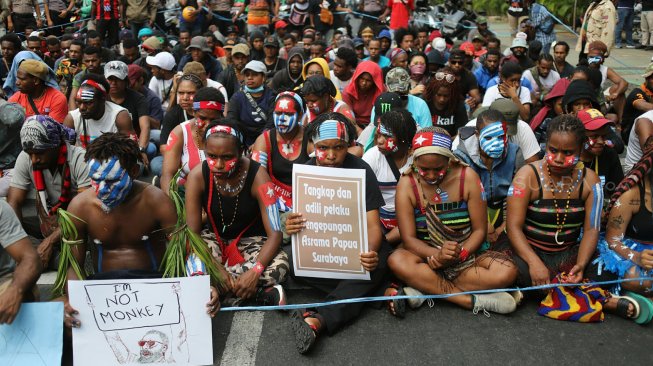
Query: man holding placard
[[285, 113, 390, 354]]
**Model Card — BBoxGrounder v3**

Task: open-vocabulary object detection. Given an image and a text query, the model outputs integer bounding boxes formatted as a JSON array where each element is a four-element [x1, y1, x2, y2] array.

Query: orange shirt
[[9, 87, 69, 123]]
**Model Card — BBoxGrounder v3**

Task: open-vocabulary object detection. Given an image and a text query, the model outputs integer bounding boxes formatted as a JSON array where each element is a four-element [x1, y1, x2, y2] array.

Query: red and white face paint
[[417, 167, 447, 186], [546, 152, 579, 169], [207, 157, 239, 177]]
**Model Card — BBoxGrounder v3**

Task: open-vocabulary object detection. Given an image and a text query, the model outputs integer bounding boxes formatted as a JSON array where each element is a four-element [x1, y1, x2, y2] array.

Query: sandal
[[384, 283, 406, 318], [624, 291, 653, 325], [289, 309, 318, 354], [611, 295, 640, 320]]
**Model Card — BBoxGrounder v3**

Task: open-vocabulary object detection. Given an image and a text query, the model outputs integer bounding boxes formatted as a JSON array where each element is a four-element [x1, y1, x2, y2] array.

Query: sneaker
[[256, 284, 287, 306], [626, 44, 637, 49], [615, 44, 622, 48], [472, 292, 517, 316], [636, 44, 647, 49], [404, 287, 435, 309]]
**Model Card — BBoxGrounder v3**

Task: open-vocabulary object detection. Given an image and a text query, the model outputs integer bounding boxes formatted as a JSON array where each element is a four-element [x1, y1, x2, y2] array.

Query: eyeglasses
[[434, 72, 455, 83], [138, 340, 164, 347]]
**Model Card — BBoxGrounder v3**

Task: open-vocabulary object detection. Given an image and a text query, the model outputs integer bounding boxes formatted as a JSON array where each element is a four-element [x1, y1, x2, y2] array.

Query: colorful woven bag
[[537, 273, 610, 323]]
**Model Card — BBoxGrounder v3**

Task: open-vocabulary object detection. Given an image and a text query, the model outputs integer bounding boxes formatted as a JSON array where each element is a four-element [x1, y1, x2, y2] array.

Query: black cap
[[427, 50, 446, 66], [374, 92, 403, 122]]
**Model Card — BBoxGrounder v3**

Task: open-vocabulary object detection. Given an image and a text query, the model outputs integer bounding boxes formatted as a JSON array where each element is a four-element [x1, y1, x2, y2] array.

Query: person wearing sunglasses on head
[[585, 41, 628, 123], [424, 68, 469, 138]]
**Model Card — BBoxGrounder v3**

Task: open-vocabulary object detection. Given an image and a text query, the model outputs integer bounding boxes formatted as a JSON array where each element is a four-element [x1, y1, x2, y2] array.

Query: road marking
[[219, 311, 264, 366]]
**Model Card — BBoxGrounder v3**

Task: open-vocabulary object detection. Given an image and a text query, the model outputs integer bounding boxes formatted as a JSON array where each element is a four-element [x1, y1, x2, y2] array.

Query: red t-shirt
[[9, 87, 69, 123], [387, 0, 413, 30]]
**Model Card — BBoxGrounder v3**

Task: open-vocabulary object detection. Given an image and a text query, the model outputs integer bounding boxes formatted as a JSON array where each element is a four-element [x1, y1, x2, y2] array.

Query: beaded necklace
[[543, 162, 580, 245], [212, 163, 248, 232]]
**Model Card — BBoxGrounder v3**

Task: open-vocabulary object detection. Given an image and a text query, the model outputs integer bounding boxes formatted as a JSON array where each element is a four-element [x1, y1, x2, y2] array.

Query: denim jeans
[[615, 8, 635, 46]]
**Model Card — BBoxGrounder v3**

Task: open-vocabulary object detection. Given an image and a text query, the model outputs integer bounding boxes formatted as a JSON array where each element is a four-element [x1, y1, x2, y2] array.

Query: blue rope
[[219, 276, 653, 312]]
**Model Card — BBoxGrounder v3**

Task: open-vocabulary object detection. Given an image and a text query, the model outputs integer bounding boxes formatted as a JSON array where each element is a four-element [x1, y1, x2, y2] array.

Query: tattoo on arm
[[608, 215, 625, 230], [629, 199, 641, 206]]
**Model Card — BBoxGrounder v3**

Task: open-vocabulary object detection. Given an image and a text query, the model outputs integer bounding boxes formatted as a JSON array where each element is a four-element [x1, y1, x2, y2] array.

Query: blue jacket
[[226, 87, 275, 146], [474, 66, 499, 94]]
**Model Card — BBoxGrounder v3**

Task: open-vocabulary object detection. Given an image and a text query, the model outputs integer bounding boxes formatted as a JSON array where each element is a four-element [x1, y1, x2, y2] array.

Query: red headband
[[193, 101, 225, 111], [80, 79, 107, 94]]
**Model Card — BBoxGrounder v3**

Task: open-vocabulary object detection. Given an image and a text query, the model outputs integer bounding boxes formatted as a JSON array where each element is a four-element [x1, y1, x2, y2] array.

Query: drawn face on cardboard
[[138, 330, 168, 362]]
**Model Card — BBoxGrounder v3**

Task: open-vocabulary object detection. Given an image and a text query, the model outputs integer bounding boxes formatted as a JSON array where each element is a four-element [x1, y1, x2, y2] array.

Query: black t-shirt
[[583, 147, 624, 199], [117, 88, 149, 135], [622, 87, 652, 141], [264, 57, 287, 79], [458, 70, 479, 98], [160, 104, 190, 145], [306, 153, 385, 212], [429, 100, 469, 137]]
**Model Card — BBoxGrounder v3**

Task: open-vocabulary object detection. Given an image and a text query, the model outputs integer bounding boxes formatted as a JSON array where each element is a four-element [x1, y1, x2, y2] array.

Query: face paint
[[207, 157, 239, 177], [546, 152, 578, 168], [315, 148, 327, 162], [309, 105, 320, 114], [417, 167, 447, 185], [88, 158, 133, 213], [195, 116, 209, 130], [273, 97, 299, 133], [377, 124, 399, 153], [478, 122, 506, 159], [224, 157, 238, 177], [258, 181, 281, 232], [588, 55, 603, 64]]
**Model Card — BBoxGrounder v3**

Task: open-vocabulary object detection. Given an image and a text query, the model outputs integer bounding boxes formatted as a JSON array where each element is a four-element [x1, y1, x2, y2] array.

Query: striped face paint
[[258, 182, 281, 232], [88, 157, 133, 213], [251, 150, 268, 169], [273, 97, 299, 134], [478, 122, 506, 159]]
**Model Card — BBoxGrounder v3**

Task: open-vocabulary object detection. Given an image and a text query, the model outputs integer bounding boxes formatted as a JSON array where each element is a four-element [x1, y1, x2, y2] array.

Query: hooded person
[[530, 78, 570, 145], [270, 47, 305, 93], [300, 57, 343, 100], [342, 61, 385, 128], [3, 51, 59, 98], [301, 75, 355, 125], [249, 30, 265, 62]]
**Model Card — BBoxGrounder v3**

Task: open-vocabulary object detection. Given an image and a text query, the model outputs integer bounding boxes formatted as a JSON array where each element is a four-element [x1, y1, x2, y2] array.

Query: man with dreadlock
[[595, 144, 653, 324], [7, 115, 90, 270], [63, 74, 136, 149], [57, 133, 220, 330]]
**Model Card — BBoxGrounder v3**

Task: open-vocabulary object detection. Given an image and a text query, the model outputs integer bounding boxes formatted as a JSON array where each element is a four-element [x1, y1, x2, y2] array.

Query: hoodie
[[300, 57, 342, 100], [342, 61, 384, 127], [561, 79, 600, 113], [249, 31, 265, 61], [530, 78, 570, 130], [269, 47, 305, 93]]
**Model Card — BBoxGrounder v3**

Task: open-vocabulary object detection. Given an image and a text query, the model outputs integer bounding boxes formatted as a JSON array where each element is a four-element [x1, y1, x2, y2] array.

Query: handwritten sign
[[69, 276, 212, 366], [0, 302, 63, 366], [292, 164, 370, 280]]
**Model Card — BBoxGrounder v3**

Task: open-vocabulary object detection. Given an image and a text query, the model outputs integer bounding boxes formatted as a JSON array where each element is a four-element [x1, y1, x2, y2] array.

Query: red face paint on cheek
[[316, 149, 327, 161], [563, 155, 578, 167], [206, 157, 219, 171], [224, 158, 238, 176], [384, 137, 399, 153]]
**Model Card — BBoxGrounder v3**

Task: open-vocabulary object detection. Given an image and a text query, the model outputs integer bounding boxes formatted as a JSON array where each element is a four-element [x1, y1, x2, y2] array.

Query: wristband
[[253, 261, 265, 275], [459, 248, 470, 262]]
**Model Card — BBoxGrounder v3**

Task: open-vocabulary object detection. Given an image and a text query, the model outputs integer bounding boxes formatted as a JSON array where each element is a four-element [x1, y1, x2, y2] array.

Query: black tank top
[[202, 159, 265, 240], [268, 129, 310, 186], [625, 182, 653, 243]]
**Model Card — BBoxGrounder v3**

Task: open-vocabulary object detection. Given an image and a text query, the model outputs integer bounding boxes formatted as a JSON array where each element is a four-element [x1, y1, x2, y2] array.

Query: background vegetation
[[470, 0, 594, 27]]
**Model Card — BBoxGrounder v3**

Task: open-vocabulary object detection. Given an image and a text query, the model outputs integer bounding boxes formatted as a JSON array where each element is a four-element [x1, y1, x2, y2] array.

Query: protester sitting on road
[[0, 199, 41, 325], [585, 41, 628, 123], [455, 109, 524, 249], [342, 60, 384, 131], [624, 109, 653, 172], [284, 113, 389, 353], [160, 87, 225, 195], [9, 58, 68, 122], [482, 62, 532, 122], [363, 109, 417, 246], [185, 120, 289, 307], [7, 115, 90, 270], [424, 68, 468, 138], [621, 63, 653, 143], [387, 126, 519, 317], [300, 75, 354, 126], [530, 78, 570, 153]]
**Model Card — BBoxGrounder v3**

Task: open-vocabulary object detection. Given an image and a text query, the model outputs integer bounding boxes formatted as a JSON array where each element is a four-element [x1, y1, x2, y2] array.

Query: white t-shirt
[[452, 119, 540, 161], [206, 79, 229, 103], [362, 146, 413, 228], [624, 110, 653, 172], [148, 77, 174, 110], [481, 85, 532, 107], [329, 70, 352, 95], [522, 69, 560, 95]]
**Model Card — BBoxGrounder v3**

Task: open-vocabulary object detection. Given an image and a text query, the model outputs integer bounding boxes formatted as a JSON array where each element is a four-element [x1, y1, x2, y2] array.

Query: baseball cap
[[642, 63, 653, 78], [232, 43, 250, 56], [511, 37, 528, 50], [577, 108, 614, 131], [226, 25, 239, 34], [142, 36, 162, 51], [433, 37, 447, 52], [472, 34, 485, 43], [459, 41, 475, 56], [264, 36, 278, 48], [275, 20, 288, 29], [127, 64, 144, 83], [378, 29, 392, 40], [427, 50, 446, 67], [146, 51, 176, 71], [119, 29, 133, 40], [137, 27, 153, 38], [385, 67, 410, 94], [104, 61, 129, 80], [18, 59, 48, 81], [353, 37, 365, 48], [476, 16, 488, 24], [374, 92, 403, 119], [489, 99, 520, 135], [224, 39, 236, 50], [242, 60, 266, 74], [187, 36, 211, 52]]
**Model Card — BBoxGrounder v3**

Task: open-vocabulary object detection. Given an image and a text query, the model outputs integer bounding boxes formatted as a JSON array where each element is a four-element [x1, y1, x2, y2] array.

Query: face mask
[[88, 158, 133, 213], [244, 85, 265, 94], [273, 97, 299, 133], [588, 56, 603, 65], [409, 64, 426, 77], [478, 122, 506, 159], [546, 152, 578, 168]]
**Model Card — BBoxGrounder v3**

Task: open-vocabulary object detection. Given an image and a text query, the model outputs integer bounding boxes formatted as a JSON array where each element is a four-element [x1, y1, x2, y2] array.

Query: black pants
[[12, 12, 36, 37], [47, 10, 68, 37], [211, 11, 232, 36], [97, 18, 120, 47], [283, 241, 390, 335]]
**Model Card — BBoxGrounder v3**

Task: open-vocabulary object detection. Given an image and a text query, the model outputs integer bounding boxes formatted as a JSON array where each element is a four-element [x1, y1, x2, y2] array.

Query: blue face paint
[[244, 85, 265, 93], [88, 157, 133, 213], [273, 112, 299, 134], [478, 122, 506, 159]]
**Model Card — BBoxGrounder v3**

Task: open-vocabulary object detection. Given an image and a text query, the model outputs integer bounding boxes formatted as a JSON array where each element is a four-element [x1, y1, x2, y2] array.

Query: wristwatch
[[139, 146, 146, 153]]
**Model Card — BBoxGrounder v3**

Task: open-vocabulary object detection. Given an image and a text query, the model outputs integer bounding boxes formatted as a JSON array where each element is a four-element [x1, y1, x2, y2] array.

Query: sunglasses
[[449, 60, 463, 65], [434, 72, 455, 83], [138, 340, 164, 347]]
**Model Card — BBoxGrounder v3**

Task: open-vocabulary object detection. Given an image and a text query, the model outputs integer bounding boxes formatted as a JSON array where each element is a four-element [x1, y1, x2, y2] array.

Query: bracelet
[[253, 261, 265, 275], [459, 248, 470, 262]]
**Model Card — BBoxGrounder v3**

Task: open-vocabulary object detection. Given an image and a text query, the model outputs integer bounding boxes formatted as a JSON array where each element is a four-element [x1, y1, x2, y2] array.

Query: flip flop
[[624, 291, 653, 325], [385, 283, 406, 318], [289, 310, 318, 354], [611, 295, 640, 320]]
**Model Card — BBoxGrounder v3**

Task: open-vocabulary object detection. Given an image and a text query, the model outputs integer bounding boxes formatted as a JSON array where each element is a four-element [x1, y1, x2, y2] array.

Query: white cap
[[516, 32, 528, 40], [242, 60, 267, 74], [146, 52, 176, 71], [433, 37, 446, 52]]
